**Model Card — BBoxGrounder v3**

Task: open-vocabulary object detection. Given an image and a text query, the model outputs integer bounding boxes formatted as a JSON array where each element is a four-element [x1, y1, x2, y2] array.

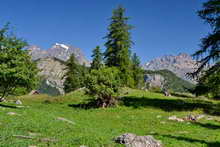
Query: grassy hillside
[[0, 89, 220, 146], [145, 69, 195, 93]]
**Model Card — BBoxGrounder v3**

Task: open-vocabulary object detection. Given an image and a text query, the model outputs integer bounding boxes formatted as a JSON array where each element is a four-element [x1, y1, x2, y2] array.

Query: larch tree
[[104, 6, 134, 87]]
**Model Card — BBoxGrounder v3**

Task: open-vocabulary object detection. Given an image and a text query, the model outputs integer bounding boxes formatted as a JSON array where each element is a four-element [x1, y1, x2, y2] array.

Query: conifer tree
[[91, 46, 103, 70], [192, 0, 220, 76], [104, 6, 134, 87], [132, 53, 144, 89], [64, 54, 82, 93]]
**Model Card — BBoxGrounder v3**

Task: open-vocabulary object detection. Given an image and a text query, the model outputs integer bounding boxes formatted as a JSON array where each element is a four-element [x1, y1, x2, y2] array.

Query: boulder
[[115, 133, 162, 147], [15, 100, 22, 105]]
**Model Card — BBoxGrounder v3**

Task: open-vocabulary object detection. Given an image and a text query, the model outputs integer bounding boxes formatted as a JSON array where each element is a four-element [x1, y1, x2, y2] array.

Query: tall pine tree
[[91, 46, 103, 70], [104, 6, 134, 87]]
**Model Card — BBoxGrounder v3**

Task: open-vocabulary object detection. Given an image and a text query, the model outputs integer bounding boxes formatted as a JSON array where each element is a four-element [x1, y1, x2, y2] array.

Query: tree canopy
[[0, 24, 39, 100]]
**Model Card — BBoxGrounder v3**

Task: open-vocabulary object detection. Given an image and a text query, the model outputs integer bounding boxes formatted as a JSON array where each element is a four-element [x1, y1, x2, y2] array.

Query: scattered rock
[[169, 114, 206, 122], [115, 133, 162, 147], [168, 116, 184, 122], [206, 117, 214, 120], [15, 100, 22, 105], [28, 132, 41, 136], [13, 135, 33, 139], [7, 112, 18, 116], [39, 138, 58, 142], [57, 117, 75, 125]]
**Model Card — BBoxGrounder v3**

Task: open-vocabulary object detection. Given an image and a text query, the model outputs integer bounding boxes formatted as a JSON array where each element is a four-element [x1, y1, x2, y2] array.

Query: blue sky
[[1, 0, 209, 63]]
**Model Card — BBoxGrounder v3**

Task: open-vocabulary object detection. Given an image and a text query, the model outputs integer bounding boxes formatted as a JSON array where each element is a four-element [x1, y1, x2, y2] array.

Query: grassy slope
[[0, 89, 220, 147], [145, 69, 195, 93]]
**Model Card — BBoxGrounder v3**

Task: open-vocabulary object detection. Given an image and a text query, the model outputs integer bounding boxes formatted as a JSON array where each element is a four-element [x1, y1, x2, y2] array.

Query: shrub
[[85, 67, 121, 108]]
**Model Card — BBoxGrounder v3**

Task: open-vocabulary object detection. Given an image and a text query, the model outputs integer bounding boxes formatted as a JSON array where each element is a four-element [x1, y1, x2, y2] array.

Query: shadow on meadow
[[122, 96, 220, 115], [192, 122, 220, 130], [155, 134, 220, 147], [0, 104, 18, 109]]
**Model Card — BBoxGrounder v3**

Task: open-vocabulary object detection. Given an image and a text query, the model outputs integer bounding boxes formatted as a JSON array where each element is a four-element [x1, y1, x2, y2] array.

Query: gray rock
[[115, 133, 162, 147], [143, 53, 198, 83], [15, 100, 22, 105]]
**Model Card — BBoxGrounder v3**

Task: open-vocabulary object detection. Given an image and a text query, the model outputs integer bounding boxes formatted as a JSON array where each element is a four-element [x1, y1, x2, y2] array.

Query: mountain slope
[[143, 53, 197, 82], [145, 69, 195, 93]]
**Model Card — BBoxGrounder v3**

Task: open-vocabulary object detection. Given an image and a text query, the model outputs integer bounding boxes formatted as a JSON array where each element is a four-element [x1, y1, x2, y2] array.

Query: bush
[[85, 67, 121, 108]]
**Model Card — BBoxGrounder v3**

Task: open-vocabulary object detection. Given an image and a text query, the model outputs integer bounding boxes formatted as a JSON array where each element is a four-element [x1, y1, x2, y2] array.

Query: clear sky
[[1, 0, 209, 63]]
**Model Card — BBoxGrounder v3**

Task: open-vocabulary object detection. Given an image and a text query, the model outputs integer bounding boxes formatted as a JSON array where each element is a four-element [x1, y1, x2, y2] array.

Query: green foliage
[[85, 67, 121, 107], [131, 53, 144, 89], [193, 62, 220, 98], [192, 0, 220, 76], [104, 6, 134, 87], [2, 89, 220, 146], [91, 46, 103, 70], [145, 70, 195, 93], [64, 54, 87, 93], [0, 24, 39, 99]]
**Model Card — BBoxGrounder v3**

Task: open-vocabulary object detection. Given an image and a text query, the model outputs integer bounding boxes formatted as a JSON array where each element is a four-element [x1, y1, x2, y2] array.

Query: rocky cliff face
[[36, 57, 67, 96], [27, 43, 89, 95], [143, 53, 197, 82]]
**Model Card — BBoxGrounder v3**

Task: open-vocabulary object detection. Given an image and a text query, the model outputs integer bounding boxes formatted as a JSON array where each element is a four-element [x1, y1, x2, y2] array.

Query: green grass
[[0, 89, 220, 146]]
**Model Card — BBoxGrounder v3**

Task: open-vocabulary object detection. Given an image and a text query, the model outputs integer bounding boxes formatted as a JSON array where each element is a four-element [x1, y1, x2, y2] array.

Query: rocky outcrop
[[143, 53, 197, 82], [115, 133, 162, 147], [144, 74, 165, 88], [36, 57, 67, 95]]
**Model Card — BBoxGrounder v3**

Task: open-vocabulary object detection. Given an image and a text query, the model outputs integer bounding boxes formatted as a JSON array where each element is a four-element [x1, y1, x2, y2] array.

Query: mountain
[[143, 53, 198, 82], [27, 43, 89, 95], [144, 69, 195, 93], [28, 43, 90, 66]]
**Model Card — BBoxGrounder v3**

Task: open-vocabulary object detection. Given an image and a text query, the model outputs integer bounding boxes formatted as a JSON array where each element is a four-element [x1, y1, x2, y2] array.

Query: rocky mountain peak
[[143, 53, 198, 82], [27, 43, 90, 66]]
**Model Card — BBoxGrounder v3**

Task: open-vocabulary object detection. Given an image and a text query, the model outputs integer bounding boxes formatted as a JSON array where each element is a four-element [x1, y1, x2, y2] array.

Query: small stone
[[160, 121, 166, 124], [80, 145, 88, 147], [7, 112, 17, 115], [197, 114, 205, 120], [168, 116, 184, 122], [15, 100, 22, 105]]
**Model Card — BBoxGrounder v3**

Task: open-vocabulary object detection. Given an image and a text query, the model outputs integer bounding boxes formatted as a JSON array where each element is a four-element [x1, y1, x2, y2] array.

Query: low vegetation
[[1, 89, 220, 146]]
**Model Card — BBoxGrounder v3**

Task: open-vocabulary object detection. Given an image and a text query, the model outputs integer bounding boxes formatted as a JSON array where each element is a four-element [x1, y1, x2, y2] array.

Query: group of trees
[[0, 0, 219, 105], [64, 6, 144, 107]]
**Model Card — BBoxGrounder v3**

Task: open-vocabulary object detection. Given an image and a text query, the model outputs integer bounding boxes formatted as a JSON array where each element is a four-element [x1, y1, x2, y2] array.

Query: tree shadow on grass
[[156, 134, 220, 147], [0, 104, 18, 109], [68, 99, 99, 110], [192, 122, 220, 130], [121, 96, 220, 115]]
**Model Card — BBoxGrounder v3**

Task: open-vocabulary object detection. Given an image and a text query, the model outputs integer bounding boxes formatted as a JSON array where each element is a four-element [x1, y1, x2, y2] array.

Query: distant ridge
[[27, 43, 90, 66], [143, 53, 198, 82]]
